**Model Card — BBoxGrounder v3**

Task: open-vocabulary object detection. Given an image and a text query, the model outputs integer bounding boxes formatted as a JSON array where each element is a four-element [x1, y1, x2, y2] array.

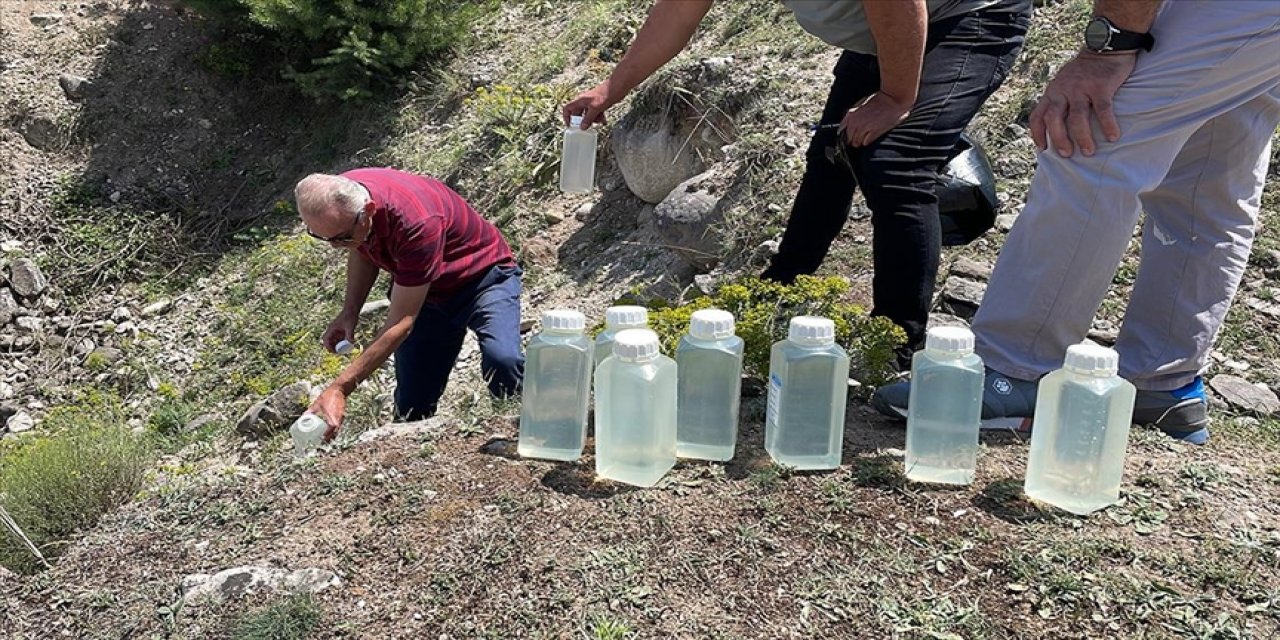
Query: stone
[[181, 566, 341, 604], [237, 381, 311, 437], [1, 402, 18, 423], [183, 413, 221, 434], [6, 411, 35, 434], [653, 171, 725, 269], [1209, 375, 1280, 416], [19, 117, 60, 152], [519, 237, 558, 267], [927, 313, 970, 330], [995, 213, 1019, 233], [694, 273, 717, 295], [0, 381, 13, 400], [360, 299, 390, 316], [72, 338, 96, 357], [544, 209, 566, 225], [111, 306, 132, 323], [950, 257, 993, 281], [940, 278, 987, 320], [8, 259, 47, 298], [141, 299, 172, 317], [114, 321, 137, 335], [0, 288, 17, 324], [88, 346, 122, 365], [356, 417, 451, 443], [58, 74, 93, 101], [754, 239, 780, 259], [519, 318, 536, 333], [611, 100, 729, 203], [575, 202, 594, 219], [14, 316, 43, 334], [1086, 327, 1119, 346], [30, 13, 63, 26]]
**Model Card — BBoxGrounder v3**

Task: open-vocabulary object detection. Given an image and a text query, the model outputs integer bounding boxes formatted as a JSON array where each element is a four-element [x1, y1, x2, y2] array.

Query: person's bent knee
[[481, 348, 524, 397]]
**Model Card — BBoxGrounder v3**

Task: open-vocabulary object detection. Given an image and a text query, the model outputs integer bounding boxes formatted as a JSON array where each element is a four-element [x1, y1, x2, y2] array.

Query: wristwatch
[[1084, 16, 1154, 54]]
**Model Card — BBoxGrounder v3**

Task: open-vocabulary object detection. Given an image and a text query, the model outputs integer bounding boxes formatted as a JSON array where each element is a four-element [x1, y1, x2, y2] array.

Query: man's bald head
[[294, 173, 371, 235]]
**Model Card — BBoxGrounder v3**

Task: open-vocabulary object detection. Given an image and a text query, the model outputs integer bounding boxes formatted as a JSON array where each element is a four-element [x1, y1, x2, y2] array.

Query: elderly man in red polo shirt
[[294, 168, 524, 439]]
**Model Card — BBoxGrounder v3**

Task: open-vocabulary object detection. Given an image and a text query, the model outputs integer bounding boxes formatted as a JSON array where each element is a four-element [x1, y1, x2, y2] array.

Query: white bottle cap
[[689, 309, 735, 340], [335, 339, 354, 355], [605, 305, 648, 330], [570, 114, 585, 128], [925, 326, 974, 354], [788, 316, 835, 344], [1064, 342, 1119, 376], [612, 328, 660, 360], [541, 309, 586, 332]]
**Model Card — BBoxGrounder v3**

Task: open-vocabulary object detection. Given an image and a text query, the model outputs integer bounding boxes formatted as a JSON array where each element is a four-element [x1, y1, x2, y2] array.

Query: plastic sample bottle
[[675, 309, 744, 461], [290, 412, 326, 458], [1024, 343, 1136, 515], [335, 339, 354, 356], [764, 316, 850, 471], [518, 309, 593, 461], [594, 329, 677, 487], [594, 305, 649, 366], [560, 114, 598, 193], [905, 326, 984, 485]]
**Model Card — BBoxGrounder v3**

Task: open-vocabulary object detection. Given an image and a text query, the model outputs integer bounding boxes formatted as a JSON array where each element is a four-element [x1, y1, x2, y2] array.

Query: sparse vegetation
[[229, 594, 322, 640]]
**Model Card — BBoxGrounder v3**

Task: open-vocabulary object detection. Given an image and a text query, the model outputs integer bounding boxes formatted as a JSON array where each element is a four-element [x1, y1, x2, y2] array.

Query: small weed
[[850, 456, 905, 491], [747, 464, 791, 492], [583, 612, 634, 640], [1179, 462, 1226, 490], [229, 594, 321, 640], [148, 396, 196, 438]]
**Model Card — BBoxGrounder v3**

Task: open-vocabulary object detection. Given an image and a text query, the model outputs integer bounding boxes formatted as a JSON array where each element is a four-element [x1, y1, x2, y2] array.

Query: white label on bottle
[[767, 373, 782, 427]]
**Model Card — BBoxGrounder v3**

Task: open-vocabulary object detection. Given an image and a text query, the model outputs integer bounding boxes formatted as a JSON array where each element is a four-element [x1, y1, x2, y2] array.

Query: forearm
[[1093, 0, 1162, 32], [601, 0, 714, 102], [341, 251, 379, 317], [329, 315, 414, 395], [864, 0, 927, 104]]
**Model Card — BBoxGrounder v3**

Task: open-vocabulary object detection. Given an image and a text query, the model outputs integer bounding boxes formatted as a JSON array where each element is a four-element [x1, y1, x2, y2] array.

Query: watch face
[[1085, 18, 1111, 50]]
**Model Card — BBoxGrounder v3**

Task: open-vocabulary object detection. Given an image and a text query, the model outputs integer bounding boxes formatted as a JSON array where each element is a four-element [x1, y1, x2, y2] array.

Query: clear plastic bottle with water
[[905, 326, 984, 485], [764, 316, 850, 471], [560, 114, 598, 193], [518, 309, 593, 461], [676, 309, 744, 461], [290, 412, 326, 458], [1024, 343, 1136, 515], [594, 305, 648, 366], [594, 329, 677, 487]]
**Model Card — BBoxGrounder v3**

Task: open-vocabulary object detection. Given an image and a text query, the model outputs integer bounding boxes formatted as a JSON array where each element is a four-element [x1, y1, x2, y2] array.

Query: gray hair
[[294, 173, 370, 218]]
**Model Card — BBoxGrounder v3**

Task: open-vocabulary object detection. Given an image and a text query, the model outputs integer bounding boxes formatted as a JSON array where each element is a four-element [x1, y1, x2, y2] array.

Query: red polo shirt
[[342, 168, 515, 303]]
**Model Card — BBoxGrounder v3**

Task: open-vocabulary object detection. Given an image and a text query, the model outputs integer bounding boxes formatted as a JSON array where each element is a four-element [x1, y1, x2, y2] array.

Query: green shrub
[[0, 399, 151, 573], [625, 276, 905, 387], [230, 594, 322, 640], [181, 0, 492, 100]]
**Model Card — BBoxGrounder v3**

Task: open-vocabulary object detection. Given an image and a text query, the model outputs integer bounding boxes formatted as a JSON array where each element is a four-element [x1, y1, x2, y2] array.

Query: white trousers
[[974, 0, 1280, 390]]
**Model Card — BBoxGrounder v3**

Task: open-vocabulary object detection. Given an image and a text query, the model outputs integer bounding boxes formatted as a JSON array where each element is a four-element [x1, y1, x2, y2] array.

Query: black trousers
[[762, 3, 1032, 354]]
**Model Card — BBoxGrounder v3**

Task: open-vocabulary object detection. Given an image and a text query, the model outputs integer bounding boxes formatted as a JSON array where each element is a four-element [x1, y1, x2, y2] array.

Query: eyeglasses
[[306, 210, 364, 244]]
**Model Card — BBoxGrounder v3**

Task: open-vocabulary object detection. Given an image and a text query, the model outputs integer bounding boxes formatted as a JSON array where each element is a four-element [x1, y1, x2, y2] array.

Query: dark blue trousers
[[393, 263, 524, 421]]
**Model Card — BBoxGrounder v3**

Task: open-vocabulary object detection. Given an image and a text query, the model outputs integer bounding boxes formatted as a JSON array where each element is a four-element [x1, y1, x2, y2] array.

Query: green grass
[[229, 594, 322, 640], [0, 394, 152, 573]]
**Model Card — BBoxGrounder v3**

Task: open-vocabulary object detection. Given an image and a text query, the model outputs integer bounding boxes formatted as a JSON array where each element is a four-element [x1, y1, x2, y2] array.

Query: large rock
[[8, 259, 47, 298], [18, 117, 60, 152], [58, 74, 93, 101], [950, 257, 993, 281], [0, 287, 17, 325], [181, 566, 341, 604], [653, 171, 726, 269], [236, 381, 312, 437], [1209, 375, 1280, 416], [939, 278, 987, 320], [356, 417, 452, 443], [5, 411, 35, 434]]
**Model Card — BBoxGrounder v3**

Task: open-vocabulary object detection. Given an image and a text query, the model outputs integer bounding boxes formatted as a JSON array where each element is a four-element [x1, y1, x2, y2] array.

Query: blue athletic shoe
[[871, 366, 1038, 432], [1134, 377, 1210, 445]]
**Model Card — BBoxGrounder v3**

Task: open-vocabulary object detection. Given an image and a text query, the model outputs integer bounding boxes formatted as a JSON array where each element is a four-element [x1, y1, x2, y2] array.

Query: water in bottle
[[905, 326, 984, 485], [290, 412, 326, 458], [560, 114, 598, 193], [519, 309, 593, 461], [676, 309, 744, 461], [1024, 343, 1136, 515], [764, 316, 850, 471], [594, 329, 677, 487], [594, 305, 648, 365]]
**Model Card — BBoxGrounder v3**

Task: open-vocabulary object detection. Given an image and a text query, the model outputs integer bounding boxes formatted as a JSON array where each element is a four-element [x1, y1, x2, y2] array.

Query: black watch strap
[[1086, 16, 1155, 53]]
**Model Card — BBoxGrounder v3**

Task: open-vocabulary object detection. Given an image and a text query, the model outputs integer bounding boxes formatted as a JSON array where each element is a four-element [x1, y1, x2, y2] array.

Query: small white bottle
[[518, 309, 593, 461], [675, 309, 744, 461], [335, 340, 354, 356], [560, 114, 598, 193], [764, 316, 850, 471], [594, 329, 678, 487], [594, 305, 649, 365], [290, 412, 327, 458], [1024, 343, 1136, 515], [905, 326, 984, 485]]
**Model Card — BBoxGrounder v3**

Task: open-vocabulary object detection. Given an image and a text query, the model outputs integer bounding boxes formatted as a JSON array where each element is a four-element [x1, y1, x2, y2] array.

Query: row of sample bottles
[[906, 327, 1136, 515], [517, 306, 851, 487]]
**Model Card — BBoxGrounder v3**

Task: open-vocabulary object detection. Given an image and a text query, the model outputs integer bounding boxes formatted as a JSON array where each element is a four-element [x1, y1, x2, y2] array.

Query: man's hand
[[1030, 51, 1136, 157], [310, 385, 347, 442], [562, 84, 614, 129], [322, 311, 358, 353], [840, 92, 915, 148]]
